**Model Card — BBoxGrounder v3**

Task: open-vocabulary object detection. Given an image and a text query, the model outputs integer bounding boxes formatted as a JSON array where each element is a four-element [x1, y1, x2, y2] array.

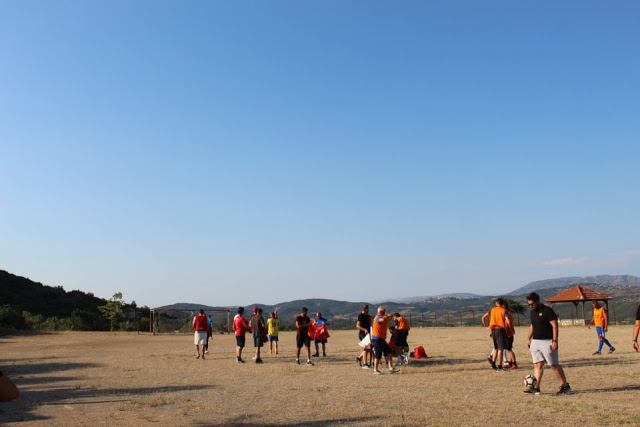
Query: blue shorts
[[596, 326, 606, 338], [268, 335, 278, 342]]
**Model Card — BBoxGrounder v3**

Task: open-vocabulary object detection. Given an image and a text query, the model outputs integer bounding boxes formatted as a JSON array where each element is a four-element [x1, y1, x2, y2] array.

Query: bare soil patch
[[1, 326, 639, 426]]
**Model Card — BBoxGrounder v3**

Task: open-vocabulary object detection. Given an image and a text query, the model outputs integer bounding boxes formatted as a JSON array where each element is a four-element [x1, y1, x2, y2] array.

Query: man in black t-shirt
[[632, 305, 640, 352], [525, 292, 571, 395], [355, 304, 373, 368], [294, 307, 314, 366]]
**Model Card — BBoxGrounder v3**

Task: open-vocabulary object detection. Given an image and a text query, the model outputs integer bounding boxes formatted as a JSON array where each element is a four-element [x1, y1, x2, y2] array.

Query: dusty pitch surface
[[1, 326, 640, 426]]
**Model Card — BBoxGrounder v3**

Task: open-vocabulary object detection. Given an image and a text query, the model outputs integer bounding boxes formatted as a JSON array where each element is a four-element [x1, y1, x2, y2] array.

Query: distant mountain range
[[379, 293, 484, 304], [4, 269, 640, 330], [508, 275, 640, 295], [389, 275, 640, 303]]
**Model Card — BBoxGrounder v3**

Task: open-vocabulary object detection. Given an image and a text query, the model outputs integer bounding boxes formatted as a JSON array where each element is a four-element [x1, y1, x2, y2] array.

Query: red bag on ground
[[413, 346, 427, 359]]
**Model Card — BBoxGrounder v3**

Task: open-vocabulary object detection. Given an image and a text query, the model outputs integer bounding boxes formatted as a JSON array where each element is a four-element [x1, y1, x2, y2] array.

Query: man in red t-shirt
[[193, 309, 208, 360], [232, 307, 248, 363]]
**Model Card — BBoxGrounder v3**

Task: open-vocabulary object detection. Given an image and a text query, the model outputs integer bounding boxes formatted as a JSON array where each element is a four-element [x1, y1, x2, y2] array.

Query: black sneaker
[[592, 351, 601, 355], [306, 360, 314, 366], [557, 383, 572, 395], [237, 358, 245, 364], [255, 358, 263, 364], [196, 354, 200, 359], [609, 347, 616, 354], [355, 357, 362, 367], [312, 353, 319, 357], [295, 359, 300, 365], [523, 388, 541, 395]]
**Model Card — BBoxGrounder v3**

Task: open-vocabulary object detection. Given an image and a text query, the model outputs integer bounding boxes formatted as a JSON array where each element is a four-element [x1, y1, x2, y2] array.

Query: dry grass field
[[1, 325, 639, 426]]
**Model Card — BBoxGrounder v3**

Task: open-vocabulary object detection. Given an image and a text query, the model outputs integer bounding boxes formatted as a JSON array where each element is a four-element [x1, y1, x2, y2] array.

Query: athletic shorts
[[396, 330, 409, 348], [268, 335, 278, 342], [491, 327, 506, 350], [372, 338, 391, 360], [595, 326, 606, 338], [194, 331, 207, 345], [530, 339, 559, 365], [504, 336, 514, 351], [296, 334, 311, 348], [315, 338, 327, 344], [236, 335, 246, 348], [359, 331, 367, 341], [253, 335, 264, 348]]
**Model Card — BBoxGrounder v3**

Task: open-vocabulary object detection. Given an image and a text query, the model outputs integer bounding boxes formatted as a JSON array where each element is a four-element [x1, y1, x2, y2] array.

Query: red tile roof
[[545, 285, 612, 302]]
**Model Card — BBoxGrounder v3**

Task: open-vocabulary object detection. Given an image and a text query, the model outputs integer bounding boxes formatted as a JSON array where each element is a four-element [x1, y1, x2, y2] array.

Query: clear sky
[[1, 1, 639, 308]]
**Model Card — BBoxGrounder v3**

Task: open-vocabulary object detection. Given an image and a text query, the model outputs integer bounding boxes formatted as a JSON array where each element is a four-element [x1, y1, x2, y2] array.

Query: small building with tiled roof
[[546, 285, 612, 325]]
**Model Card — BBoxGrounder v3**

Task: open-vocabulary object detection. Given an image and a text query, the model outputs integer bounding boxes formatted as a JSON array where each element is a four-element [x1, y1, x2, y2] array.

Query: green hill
[[0, 270, 147, 331]]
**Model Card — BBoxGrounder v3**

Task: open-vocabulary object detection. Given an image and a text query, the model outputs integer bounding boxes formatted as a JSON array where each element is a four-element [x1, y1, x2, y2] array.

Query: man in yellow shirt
[[587, 301, 615, 355], [267, 310, 280, 355]]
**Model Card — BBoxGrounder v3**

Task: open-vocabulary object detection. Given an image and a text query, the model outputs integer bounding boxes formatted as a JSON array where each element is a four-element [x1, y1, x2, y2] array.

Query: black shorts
[[372, 338, 391, 360], [491, 328, 506, 351], [253, 335, 264, 348], [359, 331, 367, 341], [296, 334, 311, 348], [236, 335, 245, 348], [504, 336, 513, 351], [396, 330, 409, 348]]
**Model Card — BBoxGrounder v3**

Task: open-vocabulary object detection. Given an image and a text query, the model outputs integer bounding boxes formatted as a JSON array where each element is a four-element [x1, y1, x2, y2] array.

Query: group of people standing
[[482, 293, 626, 395], [355, 304, 411, 374], [228, 306, 330, 365], [482, 294, 571, 395], [193, 304, 411, 373]]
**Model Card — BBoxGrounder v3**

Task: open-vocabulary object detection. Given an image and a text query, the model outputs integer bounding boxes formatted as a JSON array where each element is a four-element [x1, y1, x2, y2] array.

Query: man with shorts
[[251, 307, 266, 364], [481, 298, 510, 371], [295, 307, 314, 366], [233, 307, 248, 363], [393, 313, 410, 365], [193, 309, 208, 360], [267, 310, 280, 355], [502, 301, 518, 369], [371, 306, 398, 375], [587, 301, 615, 355], [356, 304, 373, 368], [525, 292, 571, 395]]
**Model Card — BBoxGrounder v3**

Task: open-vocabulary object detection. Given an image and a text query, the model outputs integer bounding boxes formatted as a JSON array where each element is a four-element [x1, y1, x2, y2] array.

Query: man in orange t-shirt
[[393, 313, 410, 365], [587, 301, 615, 355], [481, 298, 510, 371], [371, 307, 399, 375]]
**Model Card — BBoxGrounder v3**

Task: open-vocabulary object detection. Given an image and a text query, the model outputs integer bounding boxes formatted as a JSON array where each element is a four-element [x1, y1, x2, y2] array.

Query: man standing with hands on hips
[[525, 292, 571, 395]]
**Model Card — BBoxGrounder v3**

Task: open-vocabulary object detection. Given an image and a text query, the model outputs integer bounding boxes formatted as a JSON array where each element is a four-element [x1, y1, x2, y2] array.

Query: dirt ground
[[1, 326, 640, 426]]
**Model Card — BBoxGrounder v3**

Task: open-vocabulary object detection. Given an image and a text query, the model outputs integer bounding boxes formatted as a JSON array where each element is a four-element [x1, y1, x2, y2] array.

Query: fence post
[[434, 312, 438, 327]]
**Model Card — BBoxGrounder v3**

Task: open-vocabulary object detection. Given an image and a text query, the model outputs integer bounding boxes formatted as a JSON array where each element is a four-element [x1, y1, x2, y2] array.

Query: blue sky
[[1, 1, 639, 308]]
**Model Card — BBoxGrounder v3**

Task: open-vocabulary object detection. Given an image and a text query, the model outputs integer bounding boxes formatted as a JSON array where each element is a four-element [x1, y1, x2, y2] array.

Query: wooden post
[[613, 303, 617, 325], [447, 312, 450, 326], [434, 312, 438, 328], [459, 312, 463, 327]]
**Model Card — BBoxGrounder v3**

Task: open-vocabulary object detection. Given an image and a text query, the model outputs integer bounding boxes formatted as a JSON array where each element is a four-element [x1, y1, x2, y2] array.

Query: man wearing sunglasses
[[525, 292, 571, 395]]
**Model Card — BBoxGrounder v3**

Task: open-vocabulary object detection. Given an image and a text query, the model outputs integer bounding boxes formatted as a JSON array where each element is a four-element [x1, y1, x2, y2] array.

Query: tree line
[[0, 270, 150, 332]]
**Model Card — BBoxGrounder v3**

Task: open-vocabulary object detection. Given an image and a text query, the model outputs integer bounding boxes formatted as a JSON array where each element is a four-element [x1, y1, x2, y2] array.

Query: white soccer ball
[[523, 374, 537, 388]]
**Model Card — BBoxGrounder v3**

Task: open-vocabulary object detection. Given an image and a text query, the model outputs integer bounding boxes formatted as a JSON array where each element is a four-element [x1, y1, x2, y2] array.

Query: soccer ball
[[523, 374, 537, 388]]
